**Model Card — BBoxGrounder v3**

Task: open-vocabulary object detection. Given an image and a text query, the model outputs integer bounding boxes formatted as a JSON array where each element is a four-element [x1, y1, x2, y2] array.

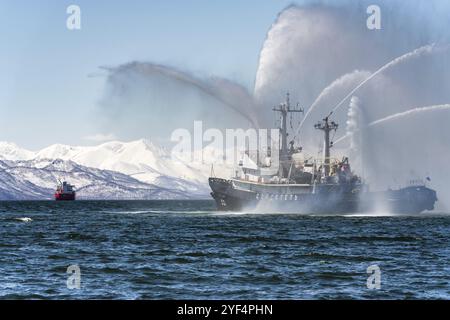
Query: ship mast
[[272, 93, 304, 178], [272, 93, 303, 159], [314, 116, 338, 178]]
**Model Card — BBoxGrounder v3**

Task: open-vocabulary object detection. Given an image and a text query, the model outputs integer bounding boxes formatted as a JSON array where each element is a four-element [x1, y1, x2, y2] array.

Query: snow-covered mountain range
[[0, 140, 225, 200]]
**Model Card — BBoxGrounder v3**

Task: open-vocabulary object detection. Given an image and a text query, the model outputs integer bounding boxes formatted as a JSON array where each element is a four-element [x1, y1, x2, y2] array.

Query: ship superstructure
[[209, 93, 437, 214]]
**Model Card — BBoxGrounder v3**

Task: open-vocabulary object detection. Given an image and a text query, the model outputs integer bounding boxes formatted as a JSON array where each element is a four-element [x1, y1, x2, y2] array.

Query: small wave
[[103, 210, 156, 214], [98, 266, 130, 275], [66, 232, 108, 242], [177, 251, 208, 258], [105, 209, 214, 215], [303, 252, 380, 262], [344, 212, 399, 217], [209, 211, 253, 216], [0, 293, 47, 299], [340, 235, 422, 242], [315, 271, 359, 280], [233, 235, 275, 243], [210, 211, 414, 217], [210, 210, 292, 216], [163, 257, 195, 264]]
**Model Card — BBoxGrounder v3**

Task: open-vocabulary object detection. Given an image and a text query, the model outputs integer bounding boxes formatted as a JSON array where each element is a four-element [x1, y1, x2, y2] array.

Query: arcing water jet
[[101, 62, 261, 129], [296, 44, 441, 139]]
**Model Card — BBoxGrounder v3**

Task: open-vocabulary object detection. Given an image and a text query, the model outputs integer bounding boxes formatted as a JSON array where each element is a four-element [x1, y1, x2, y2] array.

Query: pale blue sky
[[0, 0, 294, 149]]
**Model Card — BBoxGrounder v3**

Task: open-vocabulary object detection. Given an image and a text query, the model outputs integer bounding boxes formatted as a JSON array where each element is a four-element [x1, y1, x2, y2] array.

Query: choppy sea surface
[[0, 200, 449, 299]]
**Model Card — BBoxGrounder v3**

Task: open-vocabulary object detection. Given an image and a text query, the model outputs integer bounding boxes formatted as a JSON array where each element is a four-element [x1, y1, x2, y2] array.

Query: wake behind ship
[[209, 94, 437, 214]]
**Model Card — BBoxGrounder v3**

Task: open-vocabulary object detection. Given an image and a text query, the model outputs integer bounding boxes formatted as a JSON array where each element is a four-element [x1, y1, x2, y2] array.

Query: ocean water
[[0, 200, 449, 300]]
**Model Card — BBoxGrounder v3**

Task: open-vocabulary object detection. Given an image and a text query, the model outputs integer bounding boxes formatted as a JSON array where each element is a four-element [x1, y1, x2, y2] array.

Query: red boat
[[54, 181, 76, 201]]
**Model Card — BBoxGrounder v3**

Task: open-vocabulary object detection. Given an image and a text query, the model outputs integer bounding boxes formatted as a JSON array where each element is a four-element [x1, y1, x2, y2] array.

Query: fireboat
[[209, 93, 438, 214]]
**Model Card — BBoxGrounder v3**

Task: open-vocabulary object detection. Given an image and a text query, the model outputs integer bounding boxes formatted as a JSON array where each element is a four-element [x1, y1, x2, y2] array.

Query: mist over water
[[97, 1, 450, 209]]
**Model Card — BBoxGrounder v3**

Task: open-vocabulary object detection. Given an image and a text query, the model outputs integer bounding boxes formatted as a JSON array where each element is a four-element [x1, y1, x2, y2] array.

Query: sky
[[0, 0, 293, 150]]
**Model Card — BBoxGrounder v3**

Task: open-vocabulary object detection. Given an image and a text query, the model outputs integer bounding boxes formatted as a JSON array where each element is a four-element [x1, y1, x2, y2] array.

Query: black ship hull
[[209, 178, 437, 214]]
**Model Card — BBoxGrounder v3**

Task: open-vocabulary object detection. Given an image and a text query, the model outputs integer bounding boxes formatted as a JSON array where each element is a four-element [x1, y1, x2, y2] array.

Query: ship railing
[[312, 158, 342, 166], [408, 179, 426, 187]]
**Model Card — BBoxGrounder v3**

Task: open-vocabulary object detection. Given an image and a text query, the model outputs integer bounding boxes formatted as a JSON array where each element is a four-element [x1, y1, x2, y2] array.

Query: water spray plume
[[327, 44, 438, 117], [346, 96, 362, 152], [334, 104, 450, 146], [102, 62, 261, 128], [295, 43, 443, 138]]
